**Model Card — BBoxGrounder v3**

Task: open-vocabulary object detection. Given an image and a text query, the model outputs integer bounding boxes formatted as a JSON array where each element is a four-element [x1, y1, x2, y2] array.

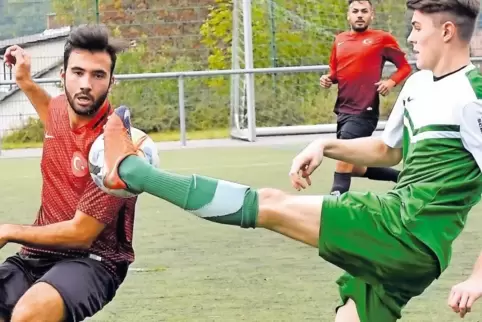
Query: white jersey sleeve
[[460, 100, 482, 171], [381, 82, 409, 148]]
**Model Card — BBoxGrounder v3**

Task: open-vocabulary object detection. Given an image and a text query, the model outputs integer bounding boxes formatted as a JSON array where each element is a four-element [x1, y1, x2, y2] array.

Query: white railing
[[0, 58, 481, 147]]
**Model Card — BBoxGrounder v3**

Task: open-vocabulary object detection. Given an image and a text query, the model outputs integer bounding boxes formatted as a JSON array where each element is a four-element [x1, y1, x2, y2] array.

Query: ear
[[108, 76, 115, 93], [59, 68, 65, 89], [442, 21, 456, 42]]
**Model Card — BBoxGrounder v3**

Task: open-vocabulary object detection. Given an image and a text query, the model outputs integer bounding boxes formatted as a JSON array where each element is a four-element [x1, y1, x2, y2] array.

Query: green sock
[[118, 156, 258, 228]]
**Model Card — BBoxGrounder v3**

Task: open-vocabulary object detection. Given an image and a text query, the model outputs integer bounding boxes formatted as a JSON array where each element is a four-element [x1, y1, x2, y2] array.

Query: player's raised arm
[[448, 251, 482, 318], [4, 45, 51, 124]]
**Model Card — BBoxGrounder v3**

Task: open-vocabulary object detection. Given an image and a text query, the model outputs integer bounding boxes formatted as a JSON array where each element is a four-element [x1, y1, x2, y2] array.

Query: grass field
[[0, 143, 480, 321]]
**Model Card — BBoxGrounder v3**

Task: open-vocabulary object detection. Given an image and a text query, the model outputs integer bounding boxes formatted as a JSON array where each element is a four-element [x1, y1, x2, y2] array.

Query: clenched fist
[[4, 45, 32, 84], [319, 75, 333, 89]]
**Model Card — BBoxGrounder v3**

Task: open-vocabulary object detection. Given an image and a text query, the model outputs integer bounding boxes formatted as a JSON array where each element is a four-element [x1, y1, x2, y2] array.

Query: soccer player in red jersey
[[320, 0, 412, 196], [0, 25, 137, 321]]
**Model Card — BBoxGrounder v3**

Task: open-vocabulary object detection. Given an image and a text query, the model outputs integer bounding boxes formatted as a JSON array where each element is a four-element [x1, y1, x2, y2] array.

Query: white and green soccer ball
[[88, 127, 160, 198]]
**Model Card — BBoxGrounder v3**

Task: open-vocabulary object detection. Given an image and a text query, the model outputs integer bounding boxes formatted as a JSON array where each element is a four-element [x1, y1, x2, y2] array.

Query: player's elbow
[[398, 63, 412, 80], [68, 223, 98, 249], [72, 234, 95, 249], [379, 143, 402, 167]]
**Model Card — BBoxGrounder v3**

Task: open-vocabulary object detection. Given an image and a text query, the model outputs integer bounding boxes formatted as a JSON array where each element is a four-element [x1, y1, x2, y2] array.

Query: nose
[[407, 30, 415, 44], [79, 75, 92, 91]]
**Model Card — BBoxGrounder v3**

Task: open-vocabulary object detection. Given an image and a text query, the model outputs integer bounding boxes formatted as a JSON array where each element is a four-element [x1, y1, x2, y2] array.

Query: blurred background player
[[320, 0, 412, 196], [0, 25, 137, 322]]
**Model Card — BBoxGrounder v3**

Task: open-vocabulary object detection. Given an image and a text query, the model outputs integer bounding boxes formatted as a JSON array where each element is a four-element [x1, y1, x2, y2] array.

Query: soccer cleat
[[102, 105, 140, 190]]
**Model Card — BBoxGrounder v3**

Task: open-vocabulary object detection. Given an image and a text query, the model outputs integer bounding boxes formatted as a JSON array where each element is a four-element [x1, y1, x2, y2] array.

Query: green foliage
[[109, 42, 230, 133], [0, 0, 51, 40], [2, 118, 44, 143], [3, 0, 408, 144]]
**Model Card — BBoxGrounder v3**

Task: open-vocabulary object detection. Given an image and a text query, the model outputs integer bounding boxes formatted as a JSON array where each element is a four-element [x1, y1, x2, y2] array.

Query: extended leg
[[119, 155, 323, 247], [102, 106, 436, 322], [103, 106, 323, 247]]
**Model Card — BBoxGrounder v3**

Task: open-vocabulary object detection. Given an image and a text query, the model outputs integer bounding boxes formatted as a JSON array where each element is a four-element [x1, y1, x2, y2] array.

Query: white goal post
[[229, 0, 482, 142]]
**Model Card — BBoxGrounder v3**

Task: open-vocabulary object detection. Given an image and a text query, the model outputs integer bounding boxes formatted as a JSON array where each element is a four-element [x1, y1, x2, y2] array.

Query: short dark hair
[[348, 0, 372, 5], [63, 24, 126, 75], [406, 0, 480, 41]]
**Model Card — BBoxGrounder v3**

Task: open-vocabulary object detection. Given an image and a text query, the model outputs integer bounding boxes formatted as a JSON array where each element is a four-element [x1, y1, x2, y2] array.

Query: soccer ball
[[88, 127, 160, 198]]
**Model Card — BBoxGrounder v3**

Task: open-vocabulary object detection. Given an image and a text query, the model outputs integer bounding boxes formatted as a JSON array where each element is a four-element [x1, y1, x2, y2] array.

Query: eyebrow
[[70, 66, 107, 74]]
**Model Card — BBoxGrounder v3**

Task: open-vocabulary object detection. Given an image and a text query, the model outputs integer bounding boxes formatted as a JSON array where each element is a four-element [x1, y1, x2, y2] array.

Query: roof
[[0, 26, 71, 55], [0, 26, 70, 101]]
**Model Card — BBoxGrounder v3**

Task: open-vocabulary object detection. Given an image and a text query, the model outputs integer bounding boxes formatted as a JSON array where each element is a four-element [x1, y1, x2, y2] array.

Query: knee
[[257, 188, 288, 222], [11, 283, 65, 322], [11, 301, 62, 322], [258, 188, 287, 207], [10, 301, 36, 322], [335, 161, 354, 173], [351, 166, 367, 177]]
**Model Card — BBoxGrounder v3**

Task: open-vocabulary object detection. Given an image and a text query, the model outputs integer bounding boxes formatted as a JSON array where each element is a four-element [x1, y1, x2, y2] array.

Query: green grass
[[0, 145, 480, 321], [0, 128, 230, 150]]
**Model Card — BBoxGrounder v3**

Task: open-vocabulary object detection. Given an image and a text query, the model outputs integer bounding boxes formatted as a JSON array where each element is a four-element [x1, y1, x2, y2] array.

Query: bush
[[3, 82, 400, 144], [3, 118, 44, 143]]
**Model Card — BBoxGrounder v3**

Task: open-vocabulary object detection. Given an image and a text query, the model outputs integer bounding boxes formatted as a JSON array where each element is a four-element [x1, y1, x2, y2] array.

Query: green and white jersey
[[382, 64, 482, 273]]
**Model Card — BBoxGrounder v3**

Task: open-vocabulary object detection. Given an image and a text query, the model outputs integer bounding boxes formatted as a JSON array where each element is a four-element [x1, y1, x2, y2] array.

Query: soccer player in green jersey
[[101, 0, 482, 321]]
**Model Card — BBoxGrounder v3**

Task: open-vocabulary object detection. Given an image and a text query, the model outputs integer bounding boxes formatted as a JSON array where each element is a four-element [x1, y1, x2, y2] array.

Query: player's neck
[[350, 28, 369, 35], [432, 47, 471, 78]]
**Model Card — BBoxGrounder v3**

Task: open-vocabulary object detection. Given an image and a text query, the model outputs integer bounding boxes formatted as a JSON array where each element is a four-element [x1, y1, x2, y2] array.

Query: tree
[[200, 0, 410, 70], [0, 0, 50, 40]]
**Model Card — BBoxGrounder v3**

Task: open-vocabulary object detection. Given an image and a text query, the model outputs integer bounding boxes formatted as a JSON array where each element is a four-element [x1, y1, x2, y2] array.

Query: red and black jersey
[[328, 29, 411, 116], [20, 94, 138, 282]]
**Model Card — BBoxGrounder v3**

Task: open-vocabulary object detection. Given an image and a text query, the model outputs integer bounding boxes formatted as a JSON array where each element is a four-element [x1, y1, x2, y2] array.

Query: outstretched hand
[[448, 276, 482, 318], [288, 140, 324, 191]]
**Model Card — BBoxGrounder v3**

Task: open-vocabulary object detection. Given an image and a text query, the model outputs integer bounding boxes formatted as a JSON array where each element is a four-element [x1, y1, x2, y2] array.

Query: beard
[[65, 87, 109, 117], [351, 21, 369, 32]]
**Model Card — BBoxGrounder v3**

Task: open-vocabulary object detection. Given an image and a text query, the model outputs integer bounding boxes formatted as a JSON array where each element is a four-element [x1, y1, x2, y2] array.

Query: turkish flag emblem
[[71, 151, 89, 177]]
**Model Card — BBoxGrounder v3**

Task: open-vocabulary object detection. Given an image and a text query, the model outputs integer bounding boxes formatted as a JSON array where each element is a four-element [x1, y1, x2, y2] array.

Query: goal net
[[229, 0, 410, 141]]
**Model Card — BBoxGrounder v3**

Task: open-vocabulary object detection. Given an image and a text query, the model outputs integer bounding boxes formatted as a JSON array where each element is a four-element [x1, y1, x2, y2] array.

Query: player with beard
[[320, 0, 412, 196], [0, 25, 138, 322]]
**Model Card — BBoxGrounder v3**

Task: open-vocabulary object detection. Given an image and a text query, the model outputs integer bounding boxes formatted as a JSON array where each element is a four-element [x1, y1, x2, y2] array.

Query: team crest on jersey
[[71, 151, 89, 177]]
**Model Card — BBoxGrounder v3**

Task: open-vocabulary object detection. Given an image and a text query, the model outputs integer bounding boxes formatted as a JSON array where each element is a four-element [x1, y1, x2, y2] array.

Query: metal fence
[[1, 1, 482, 146], [1, 58, 482, 148]]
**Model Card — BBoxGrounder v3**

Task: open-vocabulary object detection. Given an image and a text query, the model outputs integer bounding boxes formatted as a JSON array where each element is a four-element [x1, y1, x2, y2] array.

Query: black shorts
[[336, 113, 378, 140], [0, 253, 119, 321]]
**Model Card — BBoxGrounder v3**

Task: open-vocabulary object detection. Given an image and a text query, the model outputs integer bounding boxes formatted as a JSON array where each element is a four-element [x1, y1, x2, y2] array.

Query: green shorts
[[319, 192, 439, 322]]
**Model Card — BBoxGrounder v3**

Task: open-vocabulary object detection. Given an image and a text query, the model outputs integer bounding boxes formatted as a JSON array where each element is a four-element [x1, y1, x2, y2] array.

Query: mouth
[[75, 95, 92, 106]]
